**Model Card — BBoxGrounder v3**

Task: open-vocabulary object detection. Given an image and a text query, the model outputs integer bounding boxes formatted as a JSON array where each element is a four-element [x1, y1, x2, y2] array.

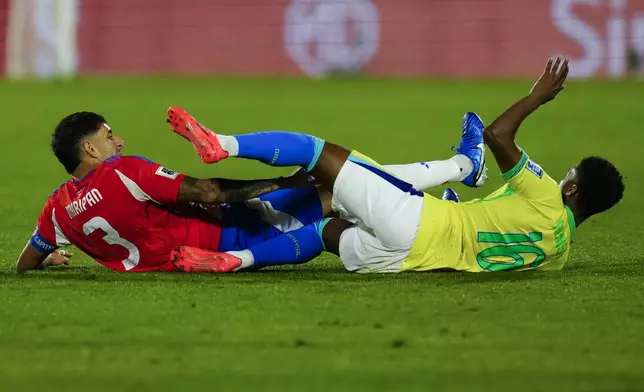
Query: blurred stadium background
[[1, 1, 644, 392], [2, 0, 644, 79]]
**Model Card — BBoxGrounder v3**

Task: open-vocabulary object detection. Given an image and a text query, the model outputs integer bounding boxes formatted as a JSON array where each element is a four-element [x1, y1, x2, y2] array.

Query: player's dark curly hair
[[52, 112, 106, 174], [576, 156, 625, 216]]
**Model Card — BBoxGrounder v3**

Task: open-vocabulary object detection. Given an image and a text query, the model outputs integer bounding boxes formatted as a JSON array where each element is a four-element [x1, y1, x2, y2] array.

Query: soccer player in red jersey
[[16, 112, 335, 273]]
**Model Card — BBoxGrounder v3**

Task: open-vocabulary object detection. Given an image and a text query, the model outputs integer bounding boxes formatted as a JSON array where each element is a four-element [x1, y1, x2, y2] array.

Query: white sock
[[384, 159, 466, 190], [217, 135, 239, 156], [226, 250, 254, 271], [451, 154, 474, 182]]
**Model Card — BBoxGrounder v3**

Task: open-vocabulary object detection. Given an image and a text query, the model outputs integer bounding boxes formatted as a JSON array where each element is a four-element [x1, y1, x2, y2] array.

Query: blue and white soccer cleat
[[454, 112, 488, 188], [442, 188, 460, 202]]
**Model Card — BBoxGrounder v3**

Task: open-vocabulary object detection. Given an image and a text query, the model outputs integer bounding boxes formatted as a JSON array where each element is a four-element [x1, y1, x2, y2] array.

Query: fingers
[[559, 65, 569, 85], [551, 56, 562, 74], [545, 57, 554, 73], [49, 250, 73, 266], [554, 60, 569, 91], [560, 59, 570, 77], [547, 55, 569, 76]]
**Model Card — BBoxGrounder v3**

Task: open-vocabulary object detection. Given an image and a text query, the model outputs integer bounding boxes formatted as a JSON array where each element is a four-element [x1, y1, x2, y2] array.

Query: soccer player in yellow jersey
[[166, 56, 624, 274]]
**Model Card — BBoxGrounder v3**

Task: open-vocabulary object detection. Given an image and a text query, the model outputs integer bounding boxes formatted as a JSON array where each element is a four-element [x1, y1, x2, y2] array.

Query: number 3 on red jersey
[[83, 217, 140, 270]]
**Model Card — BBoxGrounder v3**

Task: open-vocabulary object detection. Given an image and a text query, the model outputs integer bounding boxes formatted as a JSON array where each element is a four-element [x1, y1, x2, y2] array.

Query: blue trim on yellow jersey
[[502, 152, 529, 182]]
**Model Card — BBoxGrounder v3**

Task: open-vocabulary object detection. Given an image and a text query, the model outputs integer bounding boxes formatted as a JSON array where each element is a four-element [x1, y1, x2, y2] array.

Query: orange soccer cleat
[[170, 246, 242, 273], [166, 106, 229, 164]]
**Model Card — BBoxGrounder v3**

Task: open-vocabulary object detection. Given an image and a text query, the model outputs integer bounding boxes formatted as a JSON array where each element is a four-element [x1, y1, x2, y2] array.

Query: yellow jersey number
[[476, 232, 546, 271]]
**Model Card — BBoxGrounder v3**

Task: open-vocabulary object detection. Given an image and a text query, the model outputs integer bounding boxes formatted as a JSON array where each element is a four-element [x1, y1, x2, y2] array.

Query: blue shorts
[[218, 186, 323, 252]]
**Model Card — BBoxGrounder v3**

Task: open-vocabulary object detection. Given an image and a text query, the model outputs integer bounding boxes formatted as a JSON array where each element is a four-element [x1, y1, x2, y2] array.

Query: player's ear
[[563, 182, 578, 197], [81, 139, 99, 159]]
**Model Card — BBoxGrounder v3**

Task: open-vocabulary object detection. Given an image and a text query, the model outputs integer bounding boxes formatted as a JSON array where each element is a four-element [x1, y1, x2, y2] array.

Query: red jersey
[[29, 155, 223, 272]]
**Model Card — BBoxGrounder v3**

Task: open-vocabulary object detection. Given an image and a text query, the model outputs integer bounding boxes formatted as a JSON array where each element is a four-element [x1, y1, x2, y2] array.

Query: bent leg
[[244, 185, 327, 232], [182, 219, 333, 272], [319, 218, 408, 273], [384, 158, 471, 190]]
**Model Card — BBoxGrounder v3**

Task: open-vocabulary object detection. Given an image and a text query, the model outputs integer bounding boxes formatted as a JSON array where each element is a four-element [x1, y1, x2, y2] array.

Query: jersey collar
[[72, 157, 117, 185], [564, 206, 577, 241], [73, 169, 95, 185]]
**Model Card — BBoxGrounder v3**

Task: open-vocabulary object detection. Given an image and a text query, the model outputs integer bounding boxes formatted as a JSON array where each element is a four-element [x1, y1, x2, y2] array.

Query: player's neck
[[567, 203, 586, 228], [71, 163, 99, 181]]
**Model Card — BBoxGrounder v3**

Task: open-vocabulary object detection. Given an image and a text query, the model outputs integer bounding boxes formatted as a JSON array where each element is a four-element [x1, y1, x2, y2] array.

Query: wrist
[[39, 259, 50, 269], [526, 93, 546, 107]]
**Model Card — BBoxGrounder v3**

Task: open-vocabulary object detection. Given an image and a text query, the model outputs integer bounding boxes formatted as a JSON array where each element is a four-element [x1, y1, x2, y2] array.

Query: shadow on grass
[[0, 264, 559, 287], [563, 259, 644, 277], [5, 256, 639, 286]]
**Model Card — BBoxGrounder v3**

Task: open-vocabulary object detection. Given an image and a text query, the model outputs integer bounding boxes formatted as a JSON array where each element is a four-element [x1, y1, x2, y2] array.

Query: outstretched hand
[[530, 56, 569, 104], [44, 250, 72, 268]]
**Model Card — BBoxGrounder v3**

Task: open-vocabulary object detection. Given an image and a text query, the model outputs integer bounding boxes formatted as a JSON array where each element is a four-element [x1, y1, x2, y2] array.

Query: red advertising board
[[77, 0, 644, 77], [0, 0, 8, 75]]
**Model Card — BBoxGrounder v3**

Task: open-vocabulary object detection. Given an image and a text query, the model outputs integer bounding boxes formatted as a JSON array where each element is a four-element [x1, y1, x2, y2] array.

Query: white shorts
[[332, 155, 424, 273]]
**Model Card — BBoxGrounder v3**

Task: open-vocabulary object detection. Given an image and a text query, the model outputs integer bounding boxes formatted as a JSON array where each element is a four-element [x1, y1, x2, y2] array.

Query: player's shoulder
[[524, 157, 545, 179], [509, 152, 557, 184], [526, 157, 559, 188], [120, 155, 157, 164], [100, 155, 154, 167], [96, 155, 160, 174], [37, 180, 71, 219], [44, 180, 71, 204]]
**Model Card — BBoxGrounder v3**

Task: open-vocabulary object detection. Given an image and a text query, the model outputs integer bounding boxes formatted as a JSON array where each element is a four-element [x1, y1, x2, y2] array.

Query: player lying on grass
[[167, 56, 625, 273], [16, 111, 482, 273]]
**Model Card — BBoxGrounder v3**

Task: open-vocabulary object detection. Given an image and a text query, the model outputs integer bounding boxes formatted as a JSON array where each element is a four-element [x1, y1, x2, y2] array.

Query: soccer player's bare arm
[[177, 177, 279, 205], [177, 171, 313, 205], [484, 56, 569, 174], [16, 243, 72, 273], [16, 243, 49, 272]]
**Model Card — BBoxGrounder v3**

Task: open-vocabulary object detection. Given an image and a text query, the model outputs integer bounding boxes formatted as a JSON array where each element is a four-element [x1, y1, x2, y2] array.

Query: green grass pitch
[[0, 77, 643, 392]]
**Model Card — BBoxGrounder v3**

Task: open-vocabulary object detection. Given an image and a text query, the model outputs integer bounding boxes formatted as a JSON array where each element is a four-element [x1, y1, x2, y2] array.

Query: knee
[[320, 218, 354, 255]]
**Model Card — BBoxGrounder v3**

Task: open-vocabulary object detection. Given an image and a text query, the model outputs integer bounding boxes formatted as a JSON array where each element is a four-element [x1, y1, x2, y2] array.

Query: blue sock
[[249, 220, 330, 267], [234, 132, 325, 171]]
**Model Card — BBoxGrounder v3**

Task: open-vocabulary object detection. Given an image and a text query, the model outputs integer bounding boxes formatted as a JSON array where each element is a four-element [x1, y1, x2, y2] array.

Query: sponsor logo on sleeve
[[155, 166, 180, 180], [526, 160, 544, 178]]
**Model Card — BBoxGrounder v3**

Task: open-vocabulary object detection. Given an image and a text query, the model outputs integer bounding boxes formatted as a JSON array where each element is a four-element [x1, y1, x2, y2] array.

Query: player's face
[[84, 123, 125, 162]]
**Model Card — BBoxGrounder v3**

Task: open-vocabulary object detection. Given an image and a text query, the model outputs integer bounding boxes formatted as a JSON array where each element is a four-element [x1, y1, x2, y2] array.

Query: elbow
[[483, 125, 501, 145], [15, 261, 29, 273], [482, 125, 495, 141], [204, 192, 226, 205], [15, 253, 41, 273], [194, 179, 225, 205], [200, 185, 226, 205]]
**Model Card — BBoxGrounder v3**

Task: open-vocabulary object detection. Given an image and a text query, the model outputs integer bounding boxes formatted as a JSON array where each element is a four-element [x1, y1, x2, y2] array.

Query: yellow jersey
[[404, 151, 576, 272]]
